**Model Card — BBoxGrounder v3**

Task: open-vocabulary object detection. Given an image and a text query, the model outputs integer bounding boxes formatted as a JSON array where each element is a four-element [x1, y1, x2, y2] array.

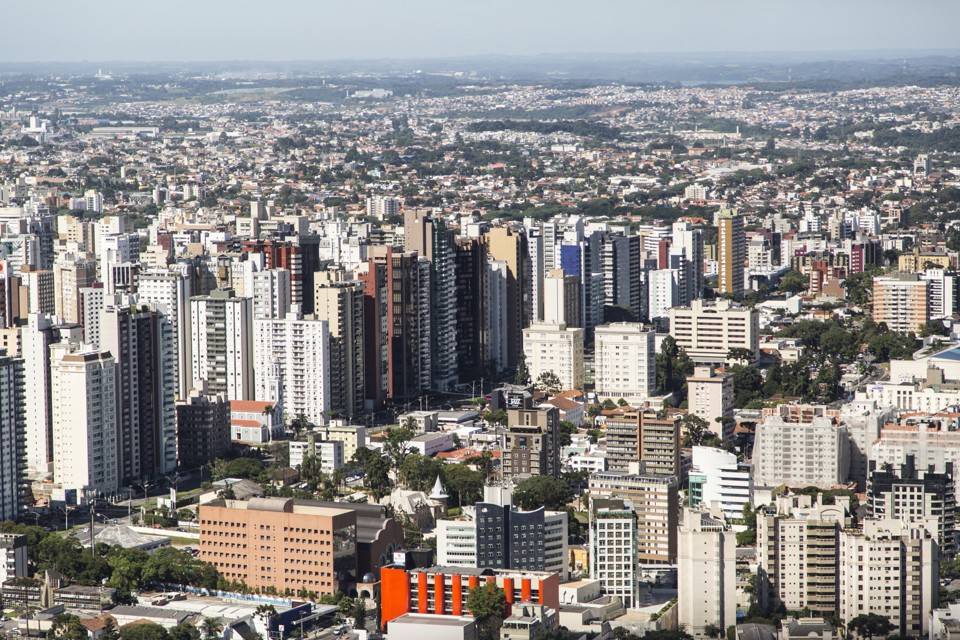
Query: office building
[[593, 323, 655, 403], [678, 508, 737, 638], [253, 310, 331, 426], [101, 303, 177, 483], [175, 391, 231, 470], [668, 299, 759, 363], [199, 497, 357, 596], [867, 457, 955, 556], [589, 498, 639, 608], [380, 566, 559, 631], [716, 208, 745, 297], [436, 485, 568, 579], [522, 323, 584, 391], [872, 273, 929, 334], [588, 471, 679, 565], [686, 367, 735, 440], [49, 342, 118, 497], [688, 446, 751, 520], [752, 415, 849, 490], [313, 270, 365, 420], [483, 227, 527, 370], [838, 519, 939, 638], [503, 407, 560, 480], [191, 289, 254, 401], [604, 409, 680, 477]]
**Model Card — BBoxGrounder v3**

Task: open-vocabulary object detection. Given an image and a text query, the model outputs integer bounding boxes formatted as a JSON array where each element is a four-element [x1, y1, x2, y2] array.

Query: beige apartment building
[[522, 322, 584, 391], [668, 299, 758, 363], [872, 273, 929, 333], [199, 497, 357, 596], [604, 409, 680, 476], [589, 471, 678, 564], [686, 366, 734, 439]]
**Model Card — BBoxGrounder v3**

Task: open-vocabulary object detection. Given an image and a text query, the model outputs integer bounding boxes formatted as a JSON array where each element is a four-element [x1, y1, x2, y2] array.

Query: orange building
[[380, 566, 560, 631], [199, 497, 357, 596]]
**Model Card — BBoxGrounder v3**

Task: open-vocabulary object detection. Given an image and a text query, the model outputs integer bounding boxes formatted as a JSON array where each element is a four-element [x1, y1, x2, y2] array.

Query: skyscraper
[[484, 227, 527, 370], [716, 208, 745, 298], [101, 303, 177, 484], [0, 352, 26, 520], [138, 268, 193, 400], [190, 289, 254, 401], [314, 270, 365, 420], [678, 508, 737, 638], [53, 252, 96, 325]]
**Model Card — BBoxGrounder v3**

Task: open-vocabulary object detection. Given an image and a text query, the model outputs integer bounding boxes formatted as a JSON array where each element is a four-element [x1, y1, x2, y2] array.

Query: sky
[[3, 0, 960, 63]]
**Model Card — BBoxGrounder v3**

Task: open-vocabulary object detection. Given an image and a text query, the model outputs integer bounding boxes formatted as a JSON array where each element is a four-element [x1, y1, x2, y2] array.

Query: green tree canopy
[[513, 476, 574, 511], [466, 583, 509, 640]]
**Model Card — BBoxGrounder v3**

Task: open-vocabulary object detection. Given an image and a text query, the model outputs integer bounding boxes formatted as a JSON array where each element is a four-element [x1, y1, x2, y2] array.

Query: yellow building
[[716, 208, 745, 297], [872, 273, 929, 333], [898, 249, 953, 273]]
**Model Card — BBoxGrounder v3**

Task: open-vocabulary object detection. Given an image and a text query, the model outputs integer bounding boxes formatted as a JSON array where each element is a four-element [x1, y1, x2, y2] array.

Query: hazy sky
[[4, 0, 960, 62]]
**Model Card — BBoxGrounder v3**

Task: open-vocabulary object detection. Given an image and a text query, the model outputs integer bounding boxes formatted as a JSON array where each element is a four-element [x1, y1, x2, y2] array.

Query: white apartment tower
[[138, 269, 193, 400], [190, 289, 254, 401], [50, 342, 119, 496], [522, 322, 585, 391], [678, 508, 737, 638], [593, 323, 655, 403]]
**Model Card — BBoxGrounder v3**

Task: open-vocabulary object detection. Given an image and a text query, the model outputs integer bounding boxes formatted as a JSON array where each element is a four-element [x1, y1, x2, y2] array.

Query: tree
[[399, 453, 443, 492], [444, 463, 485, 505], [200, 617, 223, 640], [466, 582, 509, 640], [120, 622, 171, 640], [681, 414, 714, 447], [383, 425, 415, 475], [101, 618, 121, 640], [514, 352, 531, 385], [48, 614, 88, 640], [362, 452, 392, 500], [536, 371, 562, 393], [730, 364, 763, 408], [847, 613, 893, 639], [351, 598, 367, 627], [778, 270, 808, 295], [168, 623, 200, 640], [921, 319, 950, 337], [513, 476, 573, 511]]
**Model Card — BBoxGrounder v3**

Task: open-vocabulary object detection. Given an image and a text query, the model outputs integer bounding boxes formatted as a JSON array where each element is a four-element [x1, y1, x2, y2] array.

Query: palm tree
[[201, 617, 224, 640]]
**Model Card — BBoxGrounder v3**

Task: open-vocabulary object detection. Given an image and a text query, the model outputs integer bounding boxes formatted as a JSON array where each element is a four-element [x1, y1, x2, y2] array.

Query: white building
[[0, 534, 27, 584], [253, 310, 331, 426], [522, 322, 585, 391], [647, 269, 680, 321], [593, 323, 655, 404], [688, 446, 751, 520], [752, 416, 849, 489], [288, 438, 344, 475], [589, 498, 639, 608], [50, 342, 119, 497], [251, 268, 291, 320], [138, 268, 193, 400], [678, 508, 737, 638], [191, 289, 254, 401], [668, 299, 759, 363]]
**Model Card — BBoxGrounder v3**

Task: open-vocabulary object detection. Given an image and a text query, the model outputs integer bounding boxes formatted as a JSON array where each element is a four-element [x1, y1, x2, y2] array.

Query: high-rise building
[[483, 227, 527, 370], [752, 415, 850, 490], [503, 407, 560, 480], [405, 210, 458, 391], [436, 485, 568, 580], [251, 268, 291, 320], [758, 493, 848, 615], [688, 446, 751, 520], [600, 234, 643, 322], [19, 267, 54, 316], [716, 208, 745, 298], [672, 221, 705, 300], [361, 248, 431, 405], [589, 498, 639, 608], [53, 253, 96, 325], [668, 299, 759, 363], [525, 225, 545, 323], [175, 390, 231, 470], [101, 303, 177, 484], [253, 310, 331, 426], [78, 284, 105, 348], [686, 366, 735, 440], [872, 273, 929, 334], [678, 508, 737, 638], [588, 471, 679, 565], [314, 270, 365, 420], [0, 353, 25, 520], [50, 342, 118, 497], [542, 269, 581, 327], [594, 323, 655, 403], [454, 237, 485, 378], [190, 289, 254, 401], [138, 268, 193, 400], [241, 237, 322, 315], [604, 409, 680, 477], [522, 323, 584, 391], [839, 519, 939, 638], [867, 456, 955, 556]]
